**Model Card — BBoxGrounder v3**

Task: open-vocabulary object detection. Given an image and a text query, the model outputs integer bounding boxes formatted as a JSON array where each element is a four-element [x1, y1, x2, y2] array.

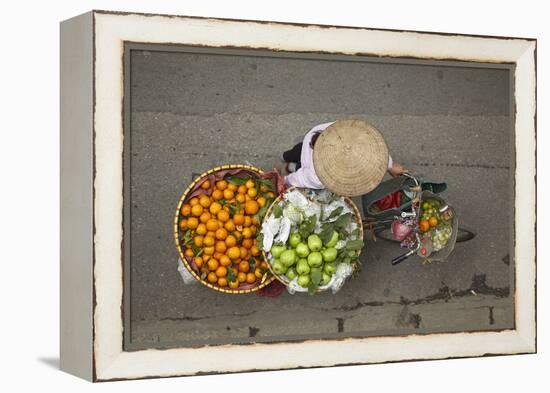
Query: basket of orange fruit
[[174, 164, 281, 293]]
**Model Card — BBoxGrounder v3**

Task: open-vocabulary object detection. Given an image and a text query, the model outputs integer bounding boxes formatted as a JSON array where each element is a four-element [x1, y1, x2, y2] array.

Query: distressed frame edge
[[91, 11, 537, 381], [59, 11, 95, 381]]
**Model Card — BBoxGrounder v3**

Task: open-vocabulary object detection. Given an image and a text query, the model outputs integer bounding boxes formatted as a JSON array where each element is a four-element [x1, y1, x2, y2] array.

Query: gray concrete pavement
[[127, 48, 513, 349]]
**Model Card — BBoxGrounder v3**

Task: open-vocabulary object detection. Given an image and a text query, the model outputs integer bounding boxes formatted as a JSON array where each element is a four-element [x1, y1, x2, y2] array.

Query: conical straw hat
[[313, 119, 389, 196]]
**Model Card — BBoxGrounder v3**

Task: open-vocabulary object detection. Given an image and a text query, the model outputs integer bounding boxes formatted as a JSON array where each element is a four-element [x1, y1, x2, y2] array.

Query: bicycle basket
[[419, 191, 458, 262]]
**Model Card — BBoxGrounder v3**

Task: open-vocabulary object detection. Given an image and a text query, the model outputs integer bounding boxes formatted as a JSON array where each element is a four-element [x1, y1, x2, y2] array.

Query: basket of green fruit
[[259, 187, 364, 294]]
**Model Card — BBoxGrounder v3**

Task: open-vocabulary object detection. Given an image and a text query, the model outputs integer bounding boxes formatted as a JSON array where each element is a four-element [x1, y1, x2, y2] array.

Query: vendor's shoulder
[[310, 121, 335, 133]]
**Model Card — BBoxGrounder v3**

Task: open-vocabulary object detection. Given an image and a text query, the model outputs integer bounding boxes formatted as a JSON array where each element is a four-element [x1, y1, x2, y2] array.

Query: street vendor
[[282, 119, 407, 197]]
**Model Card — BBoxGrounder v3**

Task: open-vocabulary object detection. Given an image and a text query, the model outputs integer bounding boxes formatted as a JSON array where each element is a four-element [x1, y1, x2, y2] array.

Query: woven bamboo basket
[[261, 187, 364, 292], [174, 164, 276, 294]]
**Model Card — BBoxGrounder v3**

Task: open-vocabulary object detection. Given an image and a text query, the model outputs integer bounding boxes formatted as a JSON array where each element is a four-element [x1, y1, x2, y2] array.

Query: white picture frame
[[60, 10, 536, 381]]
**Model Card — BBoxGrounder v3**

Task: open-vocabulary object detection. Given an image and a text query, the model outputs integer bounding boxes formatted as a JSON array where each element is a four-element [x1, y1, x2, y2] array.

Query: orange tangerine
[[250, 245, 260, 257], [235, 193, 246, 203], [203, 246, 215, 256], [229, 280, 239, 289], [224, 220, 236, 232], [225, 235, 237, 247], [215, 241, 227, 253], [237, 272, 247, 282], [240, 247, 248, 259], [242, 238, 253, 249], [260, 185, 268, 193], [191, 204, 204, 217], [233, 214, 245, 225], [213, 252, 224, 261], [194, 235, 204, 247], [199, 195, 211, 208], [200, 179, 211, 190], [244, 200, 259, 215], [243, 216, 252, 227], [247, 188, 257, 198], [189, 197, 199, 206], [203, 236, 215, 247], [257, 196, 266, 207], [223, 189, 235, 200], [207, 258, 219, 271], [196, 223, 207, 235], [206, 219, 219, 232], [242, 227, 253, 239], [268, 192, 276, 198], [227, 183, 238, 192], [217, 210, 230, 222], [238, 185, 247, 194], [184, 248, 194, 258], [245, 195, 252, 202], [215, 228, 228, 240], [227, 246, 241, 260], [429, 217, 438, 227], [216, 180, 228, 190], [246, 273, 256, 284], [217, 277, 228, 287], [219, 255, 231, 267], [203, 254, 211, 262], [238, 261, 250, 273], [215, 266, 228, 277], [250, 225, 257, 235], [194, 256, 204, 268], [179, 219, 188, 230], [209, 201, 222, 215], [199, 212, 211, 223], [212, 189, 223, 201], [245, 179, 255, 189], [419, 220, 430, 233], [252, 216, 260, 225], [180, 204, 192, 216], [207, 272, 218, 283], [255, 269, 263, 279], [187, 217, 199, 230], [206, 231, 216, 238]]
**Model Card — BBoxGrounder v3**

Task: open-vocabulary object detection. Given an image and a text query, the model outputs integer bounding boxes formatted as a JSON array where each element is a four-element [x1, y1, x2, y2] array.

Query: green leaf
[[345, 239, 364, 251], [191, 243, 203, 257], [328, 206, 344, 220], [307, 281, 319, 295], [182, 229, 192, 245], [249, 256, 256, 270], [226, 176, 248, 186], [258, 179, 274, 192], [310, 269, 322, 285], [256, 233, 264, 249], [333, 213, 352, 230], [227, 268, 236, 283], [319, 223, 335, 244], [351, 228, 361, 238], [272, 204, 283, 218], [299, 215, 317, 239], [254, 203, 270, 223]]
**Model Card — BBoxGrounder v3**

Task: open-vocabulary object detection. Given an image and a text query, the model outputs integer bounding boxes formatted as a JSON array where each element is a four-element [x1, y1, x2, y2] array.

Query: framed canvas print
[[60, 10, 536, 381]]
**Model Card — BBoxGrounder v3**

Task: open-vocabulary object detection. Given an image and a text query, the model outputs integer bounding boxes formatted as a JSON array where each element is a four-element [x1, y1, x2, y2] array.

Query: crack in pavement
[[315, 274, 509, 313], [147, 310, 257, 322]]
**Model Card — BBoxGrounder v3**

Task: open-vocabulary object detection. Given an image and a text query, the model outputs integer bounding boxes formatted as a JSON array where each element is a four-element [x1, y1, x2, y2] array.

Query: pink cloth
[[284, 122, 393, 189]]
